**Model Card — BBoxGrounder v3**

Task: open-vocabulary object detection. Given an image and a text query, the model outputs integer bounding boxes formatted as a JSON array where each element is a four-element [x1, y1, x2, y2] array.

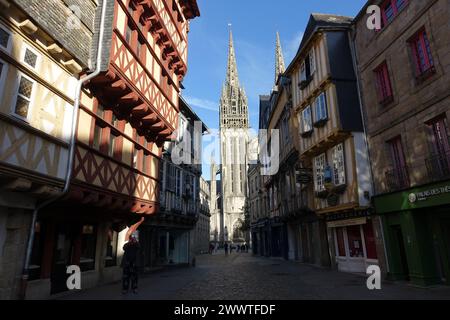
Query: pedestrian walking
[[122, 217, 145, 294], [224, 242, 229, 255]]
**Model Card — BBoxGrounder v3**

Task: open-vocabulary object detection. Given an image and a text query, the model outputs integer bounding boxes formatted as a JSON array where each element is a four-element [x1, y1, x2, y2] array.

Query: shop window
[[105, 227, 118, 268], [347, 225, 364, 258], [80, 225, 97, 272], [335, 227, 346, 257], [363, 222, 378, 260]]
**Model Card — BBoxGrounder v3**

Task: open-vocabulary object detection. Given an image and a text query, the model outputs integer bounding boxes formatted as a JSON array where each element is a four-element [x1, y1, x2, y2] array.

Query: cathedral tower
[[219, 30, 249, 243]]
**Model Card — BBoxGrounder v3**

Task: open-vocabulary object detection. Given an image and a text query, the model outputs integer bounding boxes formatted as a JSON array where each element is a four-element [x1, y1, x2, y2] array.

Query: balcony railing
[[385, 166, 410, 192], [426, 150, 450, 182]]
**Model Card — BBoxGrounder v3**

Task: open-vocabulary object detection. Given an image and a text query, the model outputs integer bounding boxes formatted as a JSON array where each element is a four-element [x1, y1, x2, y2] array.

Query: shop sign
[[408, 185, 450, 203], [327, 217, 367, 228]]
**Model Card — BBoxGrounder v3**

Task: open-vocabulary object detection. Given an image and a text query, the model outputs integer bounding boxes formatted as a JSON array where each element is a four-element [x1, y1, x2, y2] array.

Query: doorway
[[50, 223, 78, 294], [391, 225, 410, 280]]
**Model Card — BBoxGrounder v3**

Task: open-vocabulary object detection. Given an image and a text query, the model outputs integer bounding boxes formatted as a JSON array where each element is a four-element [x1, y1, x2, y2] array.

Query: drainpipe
[[349, 26, 390, 273], [19, 0, 110, 299]]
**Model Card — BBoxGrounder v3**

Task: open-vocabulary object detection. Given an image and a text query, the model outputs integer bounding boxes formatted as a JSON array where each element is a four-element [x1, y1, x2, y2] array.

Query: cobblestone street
[[60, 253, 450, 300]]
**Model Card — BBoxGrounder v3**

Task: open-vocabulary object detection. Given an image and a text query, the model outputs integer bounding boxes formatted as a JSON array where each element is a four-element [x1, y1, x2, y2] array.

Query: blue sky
[[182, 0, 367, 179]]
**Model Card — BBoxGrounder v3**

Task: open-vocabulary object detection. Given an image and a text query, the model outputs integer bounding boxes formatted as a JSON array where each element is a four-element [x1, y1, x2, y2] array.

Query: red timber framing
[[69, 0, 199, 216], [88, 0, 200, 147]]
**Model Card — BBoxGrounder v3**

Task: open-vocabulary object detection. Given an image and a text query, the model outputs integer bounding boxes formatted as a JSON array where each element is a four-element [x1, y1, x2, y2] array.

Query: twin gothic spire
[[219, 29, 286, 128]]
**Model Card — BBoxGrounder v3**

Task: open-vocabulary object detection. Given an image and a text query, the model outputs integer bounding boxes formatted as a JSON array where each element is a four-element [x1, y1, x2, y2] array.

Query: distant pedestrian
[[224, 242, 229, 255], [209, 243, 214, 254]]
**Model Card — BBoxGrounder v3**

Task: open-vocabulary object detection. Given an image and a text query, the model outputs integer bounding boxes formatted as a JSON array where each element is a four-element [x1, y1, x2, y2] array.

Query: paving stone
[[58, 252, 450, 300]]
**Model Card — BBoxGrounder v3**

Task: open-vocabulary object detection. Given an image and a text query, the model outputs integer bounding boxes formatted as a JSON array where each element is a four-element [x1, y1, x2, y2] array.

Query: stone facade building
[[354, 0, 450, 286]]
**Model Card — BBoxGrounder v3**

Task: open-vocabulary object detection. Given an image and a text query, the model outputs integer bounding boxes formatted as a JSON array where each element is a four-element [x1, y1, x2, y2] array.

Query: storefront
[[374, 180, 450, 286], [26, 213, 127, 299], [326, 211, 380, 273]]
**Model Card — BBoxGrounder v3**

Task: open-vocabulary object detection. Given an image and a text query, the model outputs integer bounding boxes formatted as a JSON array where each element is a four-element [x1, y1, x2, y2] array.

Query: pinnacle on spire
[[226, 29, 240, 88], [275, 32, 286, 84]]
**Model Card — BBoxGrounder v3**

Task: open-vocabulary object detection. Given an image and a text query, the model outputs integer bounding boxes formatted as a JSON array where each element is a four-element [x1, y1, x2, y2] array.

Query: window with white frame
[[13, 73, 35, 120], [301, 106, 313, 134], [299, 48, 316, 83], [314, 153, 326, 191], [332, 143, 346, 186], [21, 44, 40, 70], [314, 92, 328, 123], [0, 25, 12, 51]]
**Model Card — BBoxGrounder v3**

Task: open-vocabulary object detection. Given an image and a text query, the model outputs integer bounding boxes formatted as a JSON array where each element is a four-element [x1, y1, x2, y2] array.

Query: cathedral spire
[[275, 32, 286, 84], [226, 29, 240, 88]]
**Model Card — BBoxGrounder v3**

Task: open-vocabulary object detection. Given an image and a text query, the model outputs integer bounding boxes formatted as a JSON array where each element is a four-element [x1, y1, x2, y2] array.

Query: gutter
[[19, 0, 110, 299]]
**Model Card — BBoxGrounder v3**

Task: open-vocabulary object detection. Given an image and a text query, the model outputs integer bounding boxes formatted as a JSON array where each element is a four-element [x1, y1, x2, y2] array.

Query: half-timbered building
[[0, 0, 90, 300], [287, 14, 379, 273], [0, 0, 200, 299]]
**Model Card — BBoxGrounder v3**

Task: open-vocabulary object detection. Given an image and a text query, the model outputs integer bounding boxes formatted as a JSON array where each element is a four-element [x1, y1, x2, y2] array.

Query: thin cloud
[[184, 96, 219, 112], [284, 31, 304, 65]]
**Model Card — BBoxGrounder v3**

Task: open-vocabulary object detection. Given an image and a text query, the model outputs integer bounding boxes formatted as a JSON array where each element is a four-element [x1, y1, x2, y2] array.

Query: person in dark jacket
[[122, 217, 145, 294]]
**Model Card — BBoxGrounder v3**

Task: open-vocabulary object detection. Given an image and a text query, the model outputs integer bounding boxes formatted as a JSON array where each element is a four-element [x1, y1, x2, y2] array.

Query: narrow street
[[60, 253, 450, 300]]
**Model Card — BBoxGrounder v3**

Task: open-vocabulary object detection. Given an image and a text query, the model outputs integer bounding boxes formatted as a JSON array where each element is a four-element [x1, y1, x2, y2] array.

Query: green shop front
[[374, 180, 450, 286]]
